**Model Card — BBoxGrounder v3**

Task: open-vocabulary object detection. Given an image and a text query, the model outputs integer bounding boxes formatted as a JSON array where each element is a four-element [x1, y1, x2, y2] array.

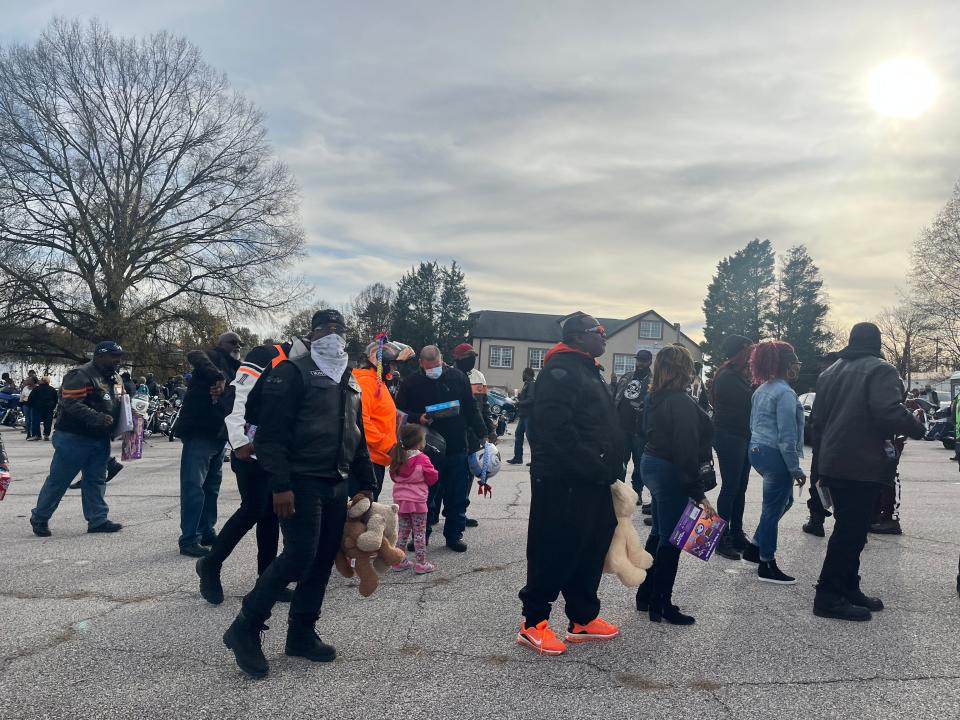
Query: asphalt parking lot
[[1, 425, 959, 719]]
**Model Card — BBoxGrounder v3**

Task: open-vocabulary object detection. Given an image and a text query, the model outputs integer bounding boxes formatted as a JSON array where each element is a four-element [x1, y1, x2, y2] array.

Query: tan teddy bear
[[604, 481, 654, 586], [335, 497, 406, 596]]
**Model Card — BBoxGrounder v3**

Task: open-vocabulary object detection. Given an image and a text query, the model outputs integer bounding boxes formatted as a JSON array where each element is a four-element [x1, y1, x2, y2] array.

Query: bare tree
[[351, 282, 395, 345], [0, 19, 303, 360], [876, 302, 934, 388]]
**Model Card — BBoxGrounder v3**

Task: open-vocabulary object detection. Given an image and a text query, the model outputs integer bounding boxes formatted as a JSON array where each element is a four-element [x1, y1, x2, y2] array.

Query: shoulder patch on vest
[[548, 367, 569, 380]]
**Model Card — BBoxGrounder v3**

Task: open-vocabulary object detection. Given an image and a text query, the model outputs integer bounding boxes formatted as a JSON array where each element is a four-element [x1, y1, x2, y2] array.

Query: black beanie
[[720, 334, 752, 360], [311, 308, 345, 329], [847, 322, 882, 356]]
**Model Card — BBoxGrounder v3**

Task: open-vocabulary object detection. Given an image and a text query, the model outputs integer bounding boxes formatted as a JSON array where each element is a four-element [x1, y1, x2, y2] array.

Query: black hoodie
[[643, 388, 713, 501]]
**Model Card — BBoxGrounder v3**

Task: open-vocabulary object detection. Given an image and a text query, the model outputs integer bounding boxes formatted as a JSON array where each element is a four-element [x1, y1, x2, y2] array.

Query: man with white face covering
[[223, 309, 377, 678]]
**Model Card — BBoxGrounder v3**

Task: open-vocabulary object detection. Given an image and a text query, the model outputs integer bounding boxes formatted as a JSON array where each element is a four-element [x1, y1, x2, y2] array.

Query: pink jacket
[[390, 451, 439, 515]]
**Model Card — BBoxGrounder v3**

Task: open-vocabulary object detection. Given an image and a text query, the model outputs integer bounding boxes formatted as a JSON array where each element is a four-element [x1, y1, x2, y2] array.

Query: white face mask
[[425, 366, 443, 380], [310, 334, 348, 381]]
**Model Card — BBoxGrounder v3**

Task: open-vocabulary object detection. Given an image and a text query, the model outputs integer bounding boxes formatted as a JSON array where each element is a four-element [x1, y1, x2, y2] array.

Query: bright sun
[[868, 57, 938, 118]]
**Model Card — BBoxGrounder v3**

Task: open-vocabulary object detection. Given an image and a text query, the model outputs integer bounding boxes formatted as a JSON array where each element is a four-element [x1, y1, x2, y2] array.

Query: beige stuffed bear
[[335, 497, 405, 596], [604, 481, 654, 586]]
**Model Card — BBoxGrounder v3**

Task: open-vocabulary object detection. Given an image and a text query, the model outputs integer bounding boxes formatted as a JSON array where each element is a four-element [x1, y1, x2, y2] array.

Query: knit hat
[[720, 334, 752, 360], [847, 322, 882, 356], [311, 309, 346, 329]]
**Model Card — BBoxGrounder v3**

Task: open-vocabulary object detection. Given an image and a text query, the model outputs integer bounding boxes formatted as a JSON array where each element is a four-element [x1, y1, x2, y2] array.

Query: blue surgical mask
[[425, 366, 443, 380]]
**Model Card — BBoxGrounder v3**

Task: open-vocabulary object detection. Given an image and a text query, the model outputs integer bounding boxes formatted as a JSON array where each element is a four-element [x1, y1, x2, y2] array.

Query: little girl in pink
[[389, 424, 439, 574]]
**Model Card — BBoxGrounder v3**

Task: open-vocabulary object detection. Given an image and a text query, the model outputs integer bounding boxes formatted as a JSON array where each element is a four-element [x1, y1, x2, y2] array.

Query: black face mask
[[455, 357, 476, 373]]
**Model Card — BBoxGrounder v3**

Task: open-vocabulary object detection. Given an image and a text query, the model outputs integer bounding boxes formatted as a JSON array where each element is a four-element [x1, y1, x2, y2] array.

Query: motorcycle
[[157, 397, 181, 442], [0, 392, 23, 428]]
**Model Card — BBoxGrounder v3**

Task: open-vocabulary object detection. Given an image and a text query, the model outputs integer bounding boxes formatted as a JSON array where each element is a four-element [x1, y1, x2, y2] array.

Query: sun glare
[[868, 57, 938, 119]]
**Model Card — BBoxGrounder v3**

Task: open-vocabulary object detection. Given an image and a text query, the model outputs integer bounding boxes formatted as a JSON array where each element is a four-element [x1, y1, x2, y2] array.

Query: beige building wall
[[472, 337, 552, 394]]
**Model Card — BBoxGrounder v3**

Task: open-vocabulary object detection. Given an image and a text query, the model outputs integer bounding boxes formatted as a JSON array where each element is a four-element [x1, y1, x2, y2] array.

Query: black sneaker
[[200, 532, 218, 546], [845, 587, 883, 612], [30, 519, 51, 537], [506, 458, 523, 465], [88, 520, 122, 533], [285, 625, 336, 663], [869, 519, 902, 535], [758, 559, 796, 585], [641, 503, 652, 516], [180, 543, 209, 557], [802, 517, 826, 537], [196, 557, 224, 605], [106, 458, 124, 482], [446, 538, 468, 553], [224, 614, 269, 678], [715, 537, 741, 561], [813, 595, 872, 622], [741, 542, 760, 564], [465, 518, 479, 528]]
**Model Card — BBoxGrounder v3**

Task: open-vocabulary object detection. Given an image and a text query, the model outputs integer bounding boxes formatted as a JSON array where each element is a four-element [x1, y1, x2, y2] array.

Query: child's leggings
[[397, 512, 428, 564]]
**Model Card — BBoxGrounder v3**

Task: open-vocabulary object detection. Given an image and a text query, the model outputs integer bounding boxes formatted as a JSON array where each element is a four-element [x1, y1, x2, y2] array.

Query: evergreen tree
[[702, 239, 776, 362], [389, 260, 471, 355], [768, 245, 832, 392]]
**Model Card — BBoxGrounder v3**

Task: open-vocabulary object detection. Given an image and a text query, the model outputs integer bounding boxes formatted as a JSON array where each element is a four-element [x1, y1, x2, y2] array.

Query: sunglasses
[[583, 325, 607, 337]]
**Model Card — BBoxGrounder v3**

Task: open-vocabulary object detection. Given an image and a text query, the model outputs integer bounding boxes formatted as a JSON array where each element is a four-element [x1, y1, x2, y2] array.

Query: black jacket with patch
[[642, 388, 713, 502], [55, 361, 122, 439], [529, 350, 624, 486], [614, 367, 651, 438], [253, 355, 376, 494], [395, 366, 488, 455]]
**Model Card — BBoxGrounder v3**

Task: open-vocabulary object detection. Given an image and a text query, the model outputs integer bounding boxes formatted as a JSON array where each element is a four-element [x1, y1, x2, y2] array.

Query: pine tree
[[702, 239, 776, 362], [389, 261, 471, 355], [768, 245, 832, 392]]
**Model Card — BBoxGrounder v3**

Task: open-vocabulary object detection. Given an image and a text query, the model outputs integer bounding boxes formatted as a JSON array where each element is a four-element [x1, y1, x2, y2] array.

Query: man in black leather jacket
[[223, 309, 377, 678], [30, 341, 125, 536], [811, 323, 925, 622], [517, 312, 624, 656]]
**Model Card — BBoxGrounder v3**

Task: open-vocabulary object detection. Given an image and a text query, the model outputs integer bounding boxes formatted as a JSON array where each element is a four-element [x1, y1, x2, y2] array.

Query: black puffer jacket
[[813, 354, 925, 485], [253, 354, 376, 494], [529, 349, 624, 486], [643, 388, 713, 501]]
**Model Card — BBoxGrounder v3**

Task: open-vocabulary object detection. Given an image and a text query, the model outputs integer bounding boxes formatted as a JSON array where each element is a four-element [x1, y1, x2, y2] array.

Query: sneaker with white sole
[[414, 561, 435, 574], [391, 559, 414, 572], [758, 559, 796, 585], [517, 620, 566, 656]]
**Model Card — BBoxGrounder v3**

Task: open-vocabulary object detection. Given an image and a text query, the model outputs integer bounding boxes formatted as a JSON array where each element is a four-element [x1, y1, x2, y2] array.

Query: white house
[[468, 309, 703, 394]]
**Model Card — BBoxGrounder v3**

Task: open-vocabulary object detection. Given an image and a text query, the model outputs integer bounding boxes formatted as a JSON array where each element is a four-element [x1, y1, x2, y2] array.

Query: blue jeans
[[641, 453, 692, 544], [749, 444, 794, 561], [427, 451, 470, 542], [32, 431, 111, 527], [27, 407, 42, 438], [22, 406, 33, 436], [714, 430, 751, 535], [179, 435, 225, 548], [512, 417, 529, 461]]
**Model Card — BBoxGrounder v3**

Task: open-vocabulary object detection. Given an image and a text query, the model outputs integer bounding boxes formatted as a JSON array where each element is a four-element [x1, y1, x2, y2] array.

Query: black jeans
[[427, 452, 470, 543], [206, 458, 279, 575], [242, 478, 348, 626], [816, 478, 881, 597], [351, 463, 385, 501], [519, 475, 616, 627], [714, 429, 751, 535]]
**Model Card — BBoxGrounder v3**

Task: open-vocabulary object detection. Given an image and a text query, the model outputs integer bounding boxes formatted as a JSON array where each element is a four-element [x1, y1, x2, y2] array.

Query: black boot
[[223, 613, 269, 678], [196, 557, 224, 605], [715, 535, 741, 560], [648, 544, 695, 625], [813, 587, 872, 622], [802, 515, 825, 537], [635, 533, 660, 611], [285, 623, 336, 662], [844, 576, 883, 611]]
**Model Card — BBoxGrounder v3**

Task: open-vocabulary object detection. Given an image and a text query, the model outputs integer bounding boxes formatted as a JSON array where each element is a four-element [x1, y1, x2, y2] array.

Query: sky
[[2, 1, 959, 340]]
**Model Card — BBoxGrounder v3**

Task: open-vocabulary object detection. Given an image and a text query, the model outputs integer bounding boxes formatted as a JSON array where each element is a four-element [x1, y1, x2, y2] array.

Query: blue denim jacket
[[749, 378, 804, 477]]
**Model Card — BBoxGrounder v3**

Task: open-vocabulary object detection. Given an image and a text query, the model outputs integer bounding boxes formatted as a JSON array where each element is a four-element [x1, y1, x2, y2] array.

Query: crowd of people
[[3, 308, 956, 676]]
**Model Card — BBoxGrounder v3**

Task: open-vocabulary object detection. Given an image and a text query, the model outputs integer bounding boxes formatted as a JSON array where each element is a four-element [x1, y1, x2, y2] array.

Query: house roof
[[469, 309, 697, 345]]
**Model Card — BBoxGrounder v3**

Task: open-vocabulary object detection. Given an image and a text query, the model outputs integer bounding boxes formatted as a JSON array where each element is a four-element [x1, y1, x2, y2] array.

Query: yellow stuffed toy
[[335, 496, 406, 597], [604, 481, 654, 586]]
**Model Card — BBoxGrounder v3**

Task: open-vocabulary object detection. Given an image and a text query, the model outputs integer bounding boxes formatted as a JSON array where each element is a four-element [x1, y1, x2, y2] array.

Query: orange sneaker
[[566, 617, 620, 643], [517, 620, 567, 656]]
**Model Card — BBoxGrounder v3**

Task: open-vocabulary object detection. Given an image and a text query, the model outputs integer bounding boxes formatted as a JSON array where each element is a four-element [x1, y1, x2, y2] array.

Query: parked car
[[798, 392, 815, 445], [487, 388, 517, 422]]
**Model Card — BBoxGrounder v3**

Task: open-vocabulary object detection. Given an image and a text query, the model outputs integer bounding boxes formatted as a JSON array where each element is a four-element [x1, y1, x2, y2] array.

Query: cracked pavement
[[1, 425, 959, 719]]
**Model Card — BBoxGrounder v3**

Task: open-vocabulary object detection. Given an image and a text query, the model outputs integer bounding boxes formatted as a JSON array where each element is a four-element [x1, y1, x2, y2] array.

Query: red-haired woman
[[741, 341, 806, 584]]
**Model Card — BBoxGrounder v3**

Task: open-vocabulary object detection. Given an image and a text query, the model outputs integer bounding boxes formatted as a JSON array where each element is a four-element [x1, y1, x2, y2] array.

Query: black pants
[[519, 475, 616, 627], [242, 478, 348, 626], [816, 478, 881, 597], [349, 463, 385, 501], [206, 458, 279, 575]]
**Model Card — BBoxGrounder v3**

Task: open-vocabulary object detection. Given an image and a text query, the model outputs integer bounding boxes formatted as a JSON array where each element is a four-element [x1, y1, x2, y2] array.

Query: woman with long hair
[[741, 341, 806, 584], [711, 335, 754, 560], [635, 345, 716, 625]]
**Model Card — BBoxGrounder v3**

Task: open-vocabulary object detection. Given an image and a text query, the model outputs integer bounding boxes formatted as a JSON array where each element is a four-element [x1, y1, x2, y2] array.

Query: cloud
[[6, 1, 960, 338]]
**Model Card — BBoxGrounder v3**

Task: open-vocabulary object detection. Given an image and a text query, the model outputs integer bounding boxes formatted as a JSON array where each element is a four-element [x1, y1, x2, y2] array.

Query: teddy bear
[[604, 481, 654, 587], [335, 496, 406, 597]]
